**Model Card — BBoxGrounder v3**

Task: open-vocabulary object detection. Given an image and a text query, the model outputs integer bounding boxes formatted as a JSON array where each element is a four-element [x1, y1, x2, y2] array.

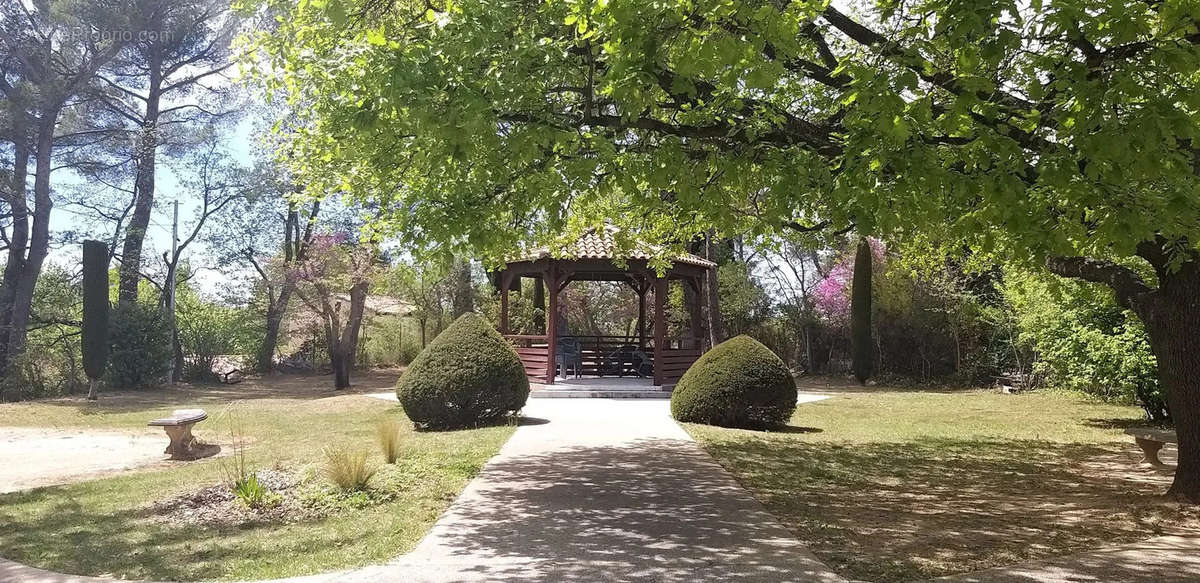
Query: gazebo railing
[[504, 333, 704, 383], [504, 334, 550, 380], [569, 335, 645, 378], [656, 347, 702, 385]]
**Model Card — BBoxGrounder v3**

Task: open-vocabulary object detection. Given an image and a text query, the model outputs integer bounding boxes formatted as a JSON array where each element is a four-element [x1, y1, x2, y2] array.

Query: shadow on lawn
[[1082, 417, 1172, 430], [700, 434, 1198, 583], [0, 486, 367, 582], [930, 531, 1200, 583]]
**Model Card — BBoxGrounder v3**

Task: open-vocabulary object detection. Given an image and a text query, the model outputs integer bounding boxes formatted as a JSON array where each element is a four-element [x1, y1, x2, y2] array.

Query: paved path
[[1, 399, 843, 583], [378, 398, 844, 582]]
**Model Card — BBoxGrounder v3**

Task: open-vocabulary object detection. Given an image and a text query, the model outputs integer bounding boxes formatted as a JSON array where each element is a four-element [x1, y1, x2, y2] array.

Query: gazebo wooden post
[[688, 276, 704, 350], [637, 282, 647, 349], [653, 275, 667, 386], [499, 271, 511, 335], [545, 264, 559, 384], [532, 275, 545, 331]]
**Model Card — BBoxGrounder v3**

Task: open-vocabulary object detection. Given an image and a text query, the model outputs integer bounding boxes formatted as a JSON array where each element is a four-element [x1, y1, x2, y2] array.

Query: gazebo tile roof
[[517, 227, 715, 268]]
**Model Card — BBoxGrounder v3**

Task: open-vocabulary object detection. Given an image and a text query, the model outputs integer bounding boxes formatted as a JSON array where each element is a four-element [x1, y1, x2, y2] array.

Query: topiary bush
[[671, 335, 797, 429], [396, 312, 529, 429], [81, 240, 109, 400]]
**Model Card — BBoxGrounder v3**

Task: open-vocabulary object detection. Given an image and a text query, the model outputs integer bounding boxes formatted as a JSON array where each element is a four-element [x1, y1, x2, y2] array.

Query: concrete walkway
[[1, 399, 844, 583], [379, 398, 844, 582]]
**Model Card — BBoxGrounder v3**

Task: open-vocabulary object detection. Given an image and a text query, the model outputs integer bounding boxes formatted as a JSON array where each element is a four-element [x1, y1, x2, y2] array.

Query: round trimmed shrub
[[396, 312, 529, 429], [671, 335, 797, 428]]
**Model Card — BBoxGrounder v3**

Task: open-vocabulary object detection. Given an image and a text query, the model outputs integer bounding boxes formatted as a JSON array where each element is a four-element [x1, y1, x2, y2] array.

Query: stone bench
[[148, 409, 208, 460], [1125, 427, 1176, 468]]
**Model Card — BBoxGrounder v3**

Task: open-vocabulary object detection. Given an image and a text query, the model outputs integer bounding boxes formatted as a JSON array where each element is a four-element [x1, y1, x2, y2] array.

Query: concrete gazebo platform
[[530, 376, 674, 398]]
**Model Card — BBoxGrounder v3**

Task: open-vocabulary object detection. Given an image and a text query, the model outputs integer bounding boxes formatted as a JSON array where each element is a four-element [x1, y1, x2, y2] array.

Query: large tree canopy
[[247, 0, 1199, 258], [246, 0, 1200, 496]]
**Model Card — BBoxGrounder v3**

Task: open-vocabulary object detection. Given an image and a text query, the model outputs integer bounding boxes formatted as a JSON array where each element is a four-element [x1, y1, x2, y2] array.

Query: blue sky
[[48, 115, 260, 296]]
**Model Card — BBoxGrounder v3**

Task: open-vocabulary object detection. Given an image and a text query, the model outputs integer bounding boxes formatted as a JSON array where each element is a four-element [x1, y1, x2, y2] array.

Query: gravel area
[[0, 426, 169, 493]]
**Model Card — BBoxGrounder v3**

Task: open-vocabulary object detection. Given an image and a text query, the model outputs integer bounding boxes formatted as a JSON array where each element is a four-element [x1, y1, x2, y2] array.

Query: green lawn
[[0, 371, 515, 581], [685, 382, 1200, 583]]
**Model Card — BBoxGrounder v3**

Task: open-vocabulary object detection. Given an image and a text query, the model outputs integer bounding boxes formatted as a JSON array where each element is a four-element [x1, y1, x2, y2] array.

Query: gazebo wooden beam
[[557, 270, 576, 293]]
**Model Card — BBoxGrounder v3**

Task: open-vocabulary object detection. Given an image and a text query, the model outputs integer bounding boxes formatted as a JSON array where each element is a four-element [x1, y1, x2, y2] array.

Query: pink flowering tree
[[291, 232, 378, 389], [812, 238, 887, 326]]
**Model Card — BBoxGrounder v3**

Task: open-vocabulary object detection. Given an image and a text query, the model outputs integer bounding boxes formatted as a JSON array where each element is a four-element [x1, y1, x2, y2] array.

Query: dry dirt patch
[[0, 426, 169, 492]]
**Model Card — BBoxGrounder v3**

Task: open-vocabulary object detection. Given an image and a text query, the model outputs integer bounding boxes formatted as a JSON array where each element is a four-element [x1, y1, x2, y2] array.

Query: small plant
[[220, 407, 279, 508], [376, 417, 403, 464], [220, 410, 253, 483], [232, 473, 281, 509], [323, 445, 376, 492]]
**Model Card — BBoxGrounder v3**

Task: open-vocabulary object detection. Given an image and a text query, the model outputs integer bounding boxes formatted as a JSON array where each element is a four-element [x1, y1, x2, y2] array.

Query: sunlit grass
[[0, 374, 513, 581]]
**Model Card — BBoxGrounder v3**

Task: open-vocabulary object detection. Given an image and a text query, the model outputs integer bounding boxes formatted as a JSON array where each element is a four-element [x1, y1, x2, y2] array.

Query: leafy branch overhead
[[246, 0, 1198, 268]]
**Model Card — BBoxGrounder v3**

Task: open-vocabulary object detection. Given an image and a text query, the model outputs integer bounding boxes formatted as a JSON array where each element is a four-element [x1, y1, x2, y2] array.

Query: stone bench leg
[[163, 423, 197, 460], [1135, 437, 1166, 467]]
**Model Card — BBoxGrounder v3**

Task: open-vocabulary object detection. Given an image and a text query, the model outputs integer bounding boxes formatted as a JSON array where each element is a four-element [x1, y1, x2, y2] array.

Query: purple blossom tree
[[291, 232, 378, 389], [812, 239, 887, 325]]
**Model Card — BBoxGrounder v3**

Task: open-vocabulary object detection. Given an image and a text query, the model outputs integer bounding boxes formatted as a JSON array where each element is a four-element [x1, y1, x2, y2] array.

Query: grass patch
[[0, 372, 514, 581], [684, 383, 1200, 583]]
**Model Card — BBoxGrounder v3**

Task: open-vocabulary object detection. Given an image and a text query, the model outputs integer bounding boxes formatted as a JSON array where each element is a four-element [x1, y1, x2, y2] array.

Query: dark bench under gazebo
[[493, 227, 716, 389]]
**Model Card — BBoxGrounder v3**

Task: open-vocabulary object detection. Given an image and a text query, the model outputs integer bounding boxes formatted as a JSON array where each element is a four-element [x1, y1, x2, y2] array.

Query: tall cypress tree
[[82, 241, 110, 400], [850, 238, 873, 385]]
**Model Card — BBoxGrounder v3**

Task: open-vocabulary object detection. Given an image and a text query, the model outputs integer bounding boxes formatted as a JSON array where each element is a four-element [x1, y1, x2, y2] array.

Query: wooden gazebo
[[493, 227, 716, 388]]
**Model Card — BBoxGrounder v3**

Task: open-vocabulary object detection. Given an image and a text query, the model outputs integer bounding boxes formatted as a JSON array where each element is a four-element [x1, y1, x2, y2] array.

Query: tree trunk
[[1141, 262, 1200, 500], [803, 324, 814, 373], [1047, 246, 1200, 501], [533, 276, 546, 332], [850, 238, 874, 384], [1151, 318, 1200, 499], [172, 328, 184, 382], [117, 50, 163, 305], [257, 283, 293, 373], [323, 280, 368, 391], [682, 279, 705, 350], [331, 349, 351, 389], [704, 232, 725, 346], [342, 280, 369, 371], [0, 117, 55, 372], [0, 119, 31, 374]]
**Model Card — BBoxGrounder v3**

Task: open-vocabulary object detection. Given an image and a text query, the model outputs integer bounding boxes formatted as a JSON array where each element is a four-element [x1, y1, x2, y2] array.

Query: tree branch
[[1045, 255, 1155, 311]]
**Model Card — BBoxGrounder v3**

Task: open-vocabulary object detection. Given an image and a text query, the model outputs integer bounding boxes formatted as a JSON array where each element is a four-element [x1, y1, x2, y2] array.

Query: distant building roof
[[287, 294, 411, 336], [340, 294, 411, 316], [515, 226, 715, 268]]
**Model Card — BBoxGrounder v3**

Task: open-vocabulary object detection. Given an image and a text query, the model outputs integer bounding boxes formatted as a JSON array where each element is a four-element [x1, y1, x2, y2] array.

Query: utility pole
[[166, 199, 179, 386]]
